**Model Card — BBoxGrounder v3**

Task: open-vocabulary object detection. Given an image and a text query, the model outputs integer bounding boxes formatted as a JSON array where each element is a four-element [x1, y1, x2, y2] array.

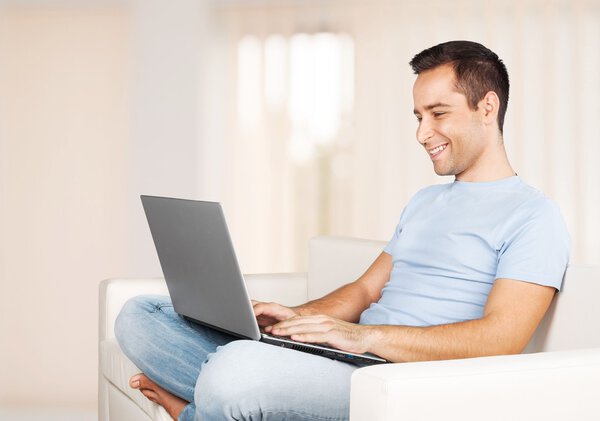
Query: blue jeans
[[114, 295, 358, 420]]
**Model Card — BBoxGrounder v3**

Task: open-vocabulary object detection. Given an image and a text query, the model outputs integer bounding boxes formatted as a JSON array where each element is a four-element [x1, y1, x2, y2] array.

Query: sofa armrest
[[100, 278, 169, 342], [350, 348, 600, 421], [99, 273, 308, 342]]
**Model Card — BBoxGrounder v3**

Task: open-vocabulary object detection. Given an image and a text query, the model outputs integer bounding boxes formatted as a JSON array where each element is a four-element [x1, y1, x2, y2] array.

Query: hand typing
[[270, 315, 372, 355], [251, 300, 299, 331]]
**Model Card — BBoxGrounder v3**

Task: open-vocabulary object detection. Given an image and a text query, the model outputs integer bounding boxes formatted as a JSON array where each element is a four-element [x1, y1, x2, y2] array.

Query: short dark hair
[[409, 41, 510, 134]]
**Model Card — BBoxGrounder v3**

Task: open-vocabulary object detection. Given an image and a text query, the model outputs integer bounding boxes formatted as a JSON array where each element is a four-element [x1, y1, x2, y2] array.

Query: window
[[231, 31, 355, 272]]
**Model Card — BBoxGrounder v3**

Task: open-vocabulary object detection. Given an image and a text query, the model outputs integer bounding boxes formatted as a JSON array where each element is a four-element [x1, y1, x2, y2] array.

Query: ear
[[479, 91, 500, 127]]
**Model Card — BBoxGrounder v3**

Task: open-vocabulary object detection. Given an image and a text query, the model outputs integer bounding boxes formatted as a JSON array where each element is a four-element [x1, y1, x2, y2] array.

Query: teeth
[[429, 144, 447, 155]]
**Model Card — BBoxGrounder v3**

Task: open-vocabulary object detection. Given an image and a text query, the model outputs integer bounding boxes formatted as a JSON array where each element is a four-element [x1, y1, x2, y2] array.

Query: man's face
[[412, 64, 487, 179]]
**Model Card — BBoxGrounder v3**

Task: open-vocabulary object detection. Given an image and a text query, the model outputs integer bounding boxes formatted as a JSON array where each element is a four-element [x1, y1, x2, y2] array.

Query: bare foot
[[130, 373, 188, 420]]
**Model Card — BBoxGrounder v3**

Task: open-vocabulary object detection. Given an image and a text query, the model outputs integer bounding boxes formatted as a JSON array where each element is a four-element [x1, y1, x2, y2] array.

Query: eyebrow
[[413, 102, 452, 115]]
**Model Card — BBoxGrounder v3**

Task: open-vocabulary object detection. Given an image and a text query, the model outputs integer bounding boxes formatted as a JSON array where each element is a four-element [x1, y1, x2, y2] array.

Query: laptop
[[141, 195, 387, 365]]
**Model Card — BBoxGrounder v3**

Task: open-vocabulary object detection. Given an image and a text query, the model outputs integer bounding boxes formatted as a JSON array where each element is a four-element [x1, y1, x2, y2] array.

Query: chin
[[433, 166, 453, 177], [433, 160, 462, 177]]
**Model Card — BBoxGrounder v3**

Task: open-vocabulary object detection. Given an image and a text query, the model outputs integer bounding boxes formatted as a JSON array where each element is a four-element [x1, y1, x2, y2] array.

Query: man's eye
[[415, 116, 422, 122], [433, 112, 446, 117]]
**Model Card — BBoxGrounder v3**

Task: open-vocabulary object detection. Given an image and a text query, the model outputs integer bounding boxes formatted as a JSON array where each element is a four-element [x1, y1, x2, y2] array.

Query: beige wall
[[0, 0, 219, 412], [0, 6, 131, 410]]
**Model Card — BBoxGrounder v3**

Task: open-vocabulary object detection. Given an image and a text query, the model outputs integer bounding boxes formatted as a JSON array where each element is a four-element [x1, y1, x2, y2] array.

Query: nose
[[416, 119, 433, 145]]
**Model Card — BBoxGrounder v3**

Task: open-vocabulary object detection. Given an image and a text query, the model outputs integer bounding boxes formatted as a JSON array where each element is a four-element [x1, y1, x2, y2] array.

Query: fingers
[[287, 330, 330, 345], [271, 315, 330, 333], [269, 316, 368, 354], [252, 301, 300, 332], [252, 301, 297, 321]]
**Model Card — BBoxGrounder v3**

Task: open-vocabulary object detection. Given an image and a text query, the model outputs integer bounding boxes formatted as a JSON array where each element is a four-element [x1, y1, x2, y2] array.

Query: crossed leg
[[114, 295, 236, 420], [116, 295, 359, 420]]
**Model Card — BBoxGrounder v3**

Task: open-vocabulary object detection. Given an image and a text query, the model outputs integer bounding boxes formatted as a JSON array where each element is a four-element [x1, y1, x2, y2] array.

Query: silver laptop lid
[[141, 195, 261, 341]]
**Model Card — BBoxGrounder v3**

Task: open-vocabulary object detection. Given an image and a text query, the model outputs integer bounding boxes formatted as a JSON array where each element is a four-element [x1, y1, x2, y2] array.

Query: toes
[[141, 389, 159, 404], [130, 373, 154, 390], [137, 374, 158, 391], [130, 374, 142, 389], [128, 374, 189, 419], [132, 374, 160, 404]]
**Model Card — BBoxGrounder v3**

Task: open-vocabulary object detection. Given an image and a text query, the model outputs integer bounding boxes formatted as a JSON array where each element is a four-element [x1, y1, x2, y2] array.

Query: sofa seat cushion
[[100, 338, 171, 420]]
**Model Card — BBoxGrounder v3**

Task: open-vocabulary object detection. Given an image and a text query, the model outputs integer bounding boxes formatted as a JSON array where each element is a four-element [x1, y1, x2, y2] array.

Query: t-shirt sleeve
[[384, 204, 411, 255], [383, 222, 401, 255], [383, 189, 430, 256], [495, 199, 570, 290]]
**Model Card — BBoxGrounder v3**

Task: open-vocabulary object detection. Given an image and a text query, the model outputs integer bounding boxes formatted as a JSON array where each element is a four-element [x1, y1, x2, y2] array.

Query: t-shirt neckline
[[452, 175, 521, 190]]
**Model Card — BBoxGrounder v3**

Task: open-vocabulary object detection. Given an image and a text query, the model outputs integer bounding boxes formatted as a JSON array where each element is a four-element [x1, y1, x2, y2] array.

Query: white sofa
[[99, 236, 600, 420]]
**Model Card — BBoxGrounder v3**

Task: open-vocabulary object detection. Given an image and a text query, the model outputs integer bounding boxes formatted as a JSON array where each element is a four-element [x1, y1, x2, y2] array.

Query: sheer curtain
[[216, 0, 600, 273]]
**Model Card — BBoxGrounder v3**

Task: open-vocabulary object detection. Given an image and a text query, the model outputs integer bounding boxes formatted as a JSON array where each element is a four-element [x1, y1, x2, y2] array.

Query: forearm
[[254, 265, 385, 330], [293, 282, 375, 323], [293, 251, 391, 322], [274, 279, 553, 361], [362, 316, 524, 362], [362, 279, 556, 362]]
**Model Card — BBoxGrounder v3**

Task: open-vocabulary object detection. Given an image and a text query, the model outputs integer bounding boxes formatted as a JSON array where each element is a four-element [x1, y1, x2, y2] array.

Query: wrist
[[361, 325, 384, 354], [291, 305, 311, 317]]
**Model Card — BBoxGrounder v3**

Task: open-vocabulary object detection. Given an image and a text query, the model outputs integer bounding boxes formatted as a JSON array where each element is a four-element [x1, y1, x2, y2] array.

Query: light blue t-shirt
[[359, 176, 570, 327]]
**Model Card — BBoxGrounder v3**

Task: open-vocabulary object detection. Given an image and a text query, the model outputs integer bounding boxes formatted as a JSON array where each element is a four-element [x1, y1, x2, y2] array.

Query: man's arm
[[295, 251, 392, 321], [271, 278, 556, 362], [253, 252, 392, 328]]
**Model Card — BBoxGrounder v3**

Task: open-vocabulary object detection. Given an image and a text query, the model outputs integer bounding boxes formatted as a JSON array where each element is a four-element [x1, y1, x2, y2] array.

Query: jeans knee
[[194, 341, 268, 419], [193, 341, 355, 420], [114, 295, 170, 352]]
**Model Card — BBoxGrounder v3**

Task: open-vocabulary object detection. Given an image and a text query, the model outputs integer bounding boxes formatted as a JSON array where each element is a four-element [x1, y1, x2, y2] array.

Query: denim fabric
[[115, 295, 357, 421]]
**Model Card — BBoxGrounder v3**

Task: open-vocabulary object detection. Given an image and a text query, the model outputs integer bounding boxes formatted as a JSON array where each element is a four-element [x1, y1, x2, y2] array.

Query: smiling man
[[411, 47, 512, 181], [115, 41, 570, 420]]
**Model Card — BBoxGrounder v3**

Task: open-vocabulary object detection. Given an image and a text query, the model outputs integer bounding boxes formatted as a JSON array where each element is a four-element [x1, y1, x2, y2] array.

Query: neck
[[455, 136, 515, 182]]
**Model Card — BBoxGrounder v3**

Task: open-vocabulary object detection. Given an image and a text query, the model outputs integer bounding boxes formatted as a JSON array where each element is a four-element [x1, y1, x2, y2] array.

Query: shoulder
[[400, 182, 451, 216], [409, 182, 451, 203], [498, 179, 570, 254], [389, 183, 451, 228], [509, 180, 563, 223], [495, 181, 570, 288]]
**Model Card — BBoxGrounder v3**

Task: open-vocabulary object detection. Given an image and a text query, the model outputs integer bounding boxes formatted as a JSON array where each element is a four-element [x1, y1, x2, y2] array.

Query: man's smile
[[427, 143, 448, 159]]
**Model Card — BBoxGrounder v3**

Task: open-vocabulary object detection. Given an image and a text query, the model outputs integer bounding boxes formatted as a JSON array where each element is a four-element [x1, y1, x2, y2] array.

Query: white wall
[[127, 0, 219, 277]]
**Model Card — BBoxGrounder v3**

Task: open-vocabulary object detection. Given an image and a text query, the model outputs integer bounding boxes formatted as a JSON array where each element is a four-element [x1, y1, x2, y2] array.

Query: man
[[115, 40, 570, 420]]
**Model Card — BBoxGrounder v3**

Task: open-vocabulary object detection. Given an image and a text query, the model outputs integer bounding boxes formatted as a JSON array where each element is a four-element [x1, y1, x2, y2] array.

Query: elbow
[[482, 334, 530, 356], [479, 314, 535, 357]]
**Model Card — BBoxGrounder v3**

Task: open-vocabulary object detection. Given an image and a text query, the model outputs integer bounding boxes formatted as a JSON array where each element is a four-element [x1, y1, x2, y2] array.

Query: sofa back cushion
[[308, 236, 386, 300], [526, 264, 600, 353]]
